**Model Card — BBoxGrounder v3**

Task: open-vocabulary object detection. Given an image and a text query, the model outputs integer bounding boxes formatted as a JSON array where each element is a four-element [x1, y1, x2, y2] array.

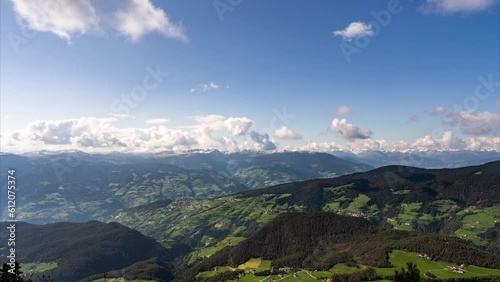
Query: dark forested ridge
[[240, 160, 500, 208], [178, 212, 500, 281], [0, 221, 190, 282]]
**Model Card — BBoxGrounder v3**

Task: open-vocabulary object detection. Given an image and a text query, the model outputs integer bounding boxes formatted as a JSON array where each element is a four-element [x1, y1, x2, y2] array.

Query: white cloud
[[10, 0, 187, 42], [334, 105, 350, 116], [145, 118, 169, 125], [440, 131, 467, 149], [222, 117, 255, 136], [184, 115, 255, 142], [11, 0, 98, 41], [420, 0, 499, 14], [249, 131, 276, 151], [1, 115, 262, 153], [203, 82, 219, 91], [430, 107, 500, 136], [328, 118, 373, 140], [191, 82, 220, 93], [333, 22, 374, 41], [273, 126, 303, 140], [297, 131, 499, 153], [114, 0, 187, 42]]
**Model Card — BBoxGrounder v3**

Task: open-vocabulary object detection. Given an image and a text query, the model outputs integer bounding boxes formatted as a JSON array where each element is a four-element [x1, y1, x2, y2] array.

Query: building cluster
[[417, 253, 431, 260], [449, 264, 466, 274]]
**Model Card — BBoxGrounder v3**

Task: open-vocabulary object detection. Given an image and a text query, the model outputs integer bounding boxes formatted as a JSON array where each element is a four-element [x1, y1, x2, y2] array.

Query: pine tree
[[0, 262, 24, 282], [394, 262, 421, 282]]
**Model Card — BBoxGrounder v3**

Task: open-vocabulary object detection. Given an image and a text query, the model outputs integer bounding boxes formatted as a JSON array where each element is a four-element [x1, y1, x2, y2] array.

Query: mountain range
[[0, 151, 499, 281], [0, 151, 371, 223]]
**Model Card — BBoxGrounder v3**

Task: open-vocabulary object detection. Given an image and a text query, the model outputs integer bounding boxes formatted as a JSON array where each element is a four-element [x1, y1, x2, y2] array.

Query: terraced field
[[189, 236, 246, 264], [113, 194, 303, 247]]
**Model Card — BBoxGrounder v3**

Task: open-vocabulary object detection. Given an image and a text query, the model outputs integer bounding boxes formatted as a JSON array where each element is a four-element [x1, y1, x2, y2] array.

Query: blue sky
[[1, 0, 499, 153]]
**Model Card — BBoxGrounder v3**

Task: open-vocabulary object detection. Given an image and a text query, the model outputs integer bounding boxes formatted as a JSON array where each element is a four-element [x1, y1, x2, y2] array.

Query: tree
[[1, 262, 24, 282], [394, 262, 421, 282]]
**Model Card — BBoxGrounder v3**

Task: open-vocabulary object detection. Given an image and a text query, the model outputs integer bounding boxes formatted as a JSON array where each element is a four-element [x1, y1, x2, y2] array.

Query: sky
[[0, 0, 499, 153]]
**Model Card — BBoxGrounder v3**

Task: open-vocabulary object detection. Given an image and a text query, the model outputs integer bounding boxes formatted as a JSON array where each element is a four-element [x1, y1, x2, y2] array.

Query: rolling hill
[[111, 161, 500, 252], [0, 220, 190, 282]]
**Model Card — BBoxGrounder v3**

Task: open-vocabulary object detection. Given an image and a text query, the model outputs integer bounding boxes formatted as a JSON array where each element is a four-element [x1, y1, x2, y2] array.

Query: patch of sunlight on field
[[21, 262, 57, 273]]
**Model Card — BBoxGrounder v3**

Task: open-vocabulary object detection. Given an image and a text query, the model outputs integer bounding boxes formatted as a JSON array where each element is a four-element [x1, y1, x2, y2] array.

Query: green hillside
[[112, 161, 500, 251], [177, 212, 500, 282]]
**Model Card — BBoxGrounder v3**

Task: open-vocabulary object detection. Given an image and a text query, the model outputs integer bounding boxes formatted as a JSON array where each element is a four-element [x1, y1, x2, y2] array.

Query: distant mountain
[[331, 150, 500, 169], [112, 161, 500, 252], [0, 155, 246, 223], [178, 212, 500, 281], [157, 151, 372, 189], [0, 221, 190, 282], [0, 151, 371, 223]]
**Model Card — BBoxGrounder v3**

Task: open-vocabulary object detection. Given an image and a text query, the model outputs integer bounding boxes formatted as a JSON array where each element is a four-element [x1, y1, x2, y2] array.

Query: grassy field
[[115, 194, 305, 248], [238, 258, 272, 271], [21, 262, 57, 273], [189, 235, 246, 263], [196, 251, 500, 282], [454, 205, 499, 245], [375, 250, 500, 279]]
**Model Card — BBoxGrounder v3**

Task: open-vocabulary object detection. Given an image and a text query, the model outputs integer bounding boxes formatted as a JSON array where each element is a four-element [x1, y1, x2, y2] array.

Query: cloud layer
[[298, 131, 499, 153], [1, 115, 498, 153], [11, 0, 187, 42], [1, 115, 277, 153], [273, 126, 303, 140]]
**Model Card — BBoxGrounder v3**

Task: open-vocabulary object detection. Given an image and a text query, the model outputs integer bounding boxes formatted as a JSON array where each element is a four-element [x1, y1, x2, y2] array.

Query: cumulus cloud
[[1, 115, 263, 153], [145, 118, 169, 125], [114, 0, 187, 42], [420, 0, 499, 14], [430, 107, 500, 136], [249, 131, 276, 151], [333, 22, 374, 41], [11, 0, 98, 41], [328, 118, 373, 140], [10, 0, 187, 42], [189, 115, 255, 137], [334, 105, 350, 116], [273, 126, 302, 140]]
